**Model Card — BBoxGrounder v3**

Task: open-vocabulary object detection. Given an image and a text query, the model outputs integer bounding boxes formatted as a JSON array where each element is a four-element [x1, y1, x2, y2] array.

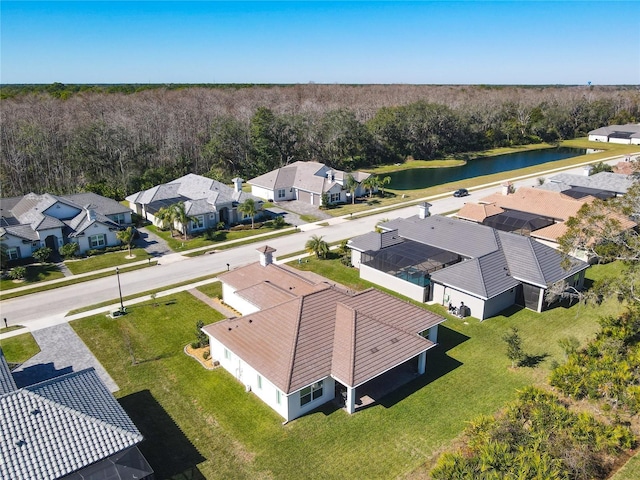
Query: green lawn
[[67, 259, 624, 479], [1, 332, 40, 364], [149, 221, 292, 252], [65, 248, 151, 274], [0, 263, 65, 291], [195, 281, 222, 299], [612, 451, 640, 480]]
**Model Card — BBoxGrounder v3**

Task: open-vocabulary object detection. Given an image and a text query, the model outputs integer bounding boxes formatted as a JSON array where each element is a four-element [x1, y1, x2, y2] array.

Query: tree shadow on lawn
[[119, 389, 206, 480], [518, 353, 549, 368]]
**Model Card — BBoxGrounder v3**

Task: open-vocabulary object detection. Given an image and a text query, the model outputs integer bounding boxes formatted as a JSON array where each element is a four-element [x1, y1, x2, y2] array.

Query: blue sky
[[1, 1, 639, 85]]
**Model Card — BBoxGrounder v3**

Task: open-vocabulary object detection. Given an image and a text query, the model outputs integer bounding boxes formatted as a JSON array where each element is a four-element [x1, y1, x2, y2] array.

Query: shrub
[[59, 242, 79, 258], [194, 320, 209, 348], [8, 266, 26, 280], [203, 349, 211, 360], [32, 247, 52, 263]]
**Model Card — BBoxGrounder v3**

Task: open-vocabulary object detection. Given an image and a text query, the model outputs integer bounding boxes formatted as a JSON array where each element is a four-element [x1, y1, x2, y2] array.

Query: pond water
[[387, 147, 587, 190]]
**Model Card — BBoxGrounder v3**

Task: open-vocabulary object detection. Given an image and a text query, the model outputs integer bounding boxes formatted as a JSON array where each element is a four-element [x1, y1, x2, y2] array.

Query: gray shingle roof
[[348, 229, 404, 252], [589, 124, 640, 138], [126, 173, 261, 212], [547, 172, 634, 195], [358, 215, 589, 298], [64, 193, 131, 216], [0, 368, 143, 480], [0, 350, 17, 395]]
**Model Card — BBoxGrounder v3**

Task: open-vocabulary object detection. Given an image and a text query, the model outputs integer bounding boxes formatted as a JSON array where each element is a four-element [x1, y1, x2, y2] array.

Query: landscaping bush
[[59, 242, 79, 258], [194, 320, 209, 348], [203, 349, 211, 360], [8, 266, 26, 280], [32, 247, 52, 263]]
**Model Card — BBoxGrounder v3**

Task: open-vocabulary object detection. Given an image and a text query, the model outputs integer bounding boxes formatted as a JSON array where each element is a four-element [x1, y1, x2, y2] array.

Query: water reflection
[[387, 147, 586, 190]]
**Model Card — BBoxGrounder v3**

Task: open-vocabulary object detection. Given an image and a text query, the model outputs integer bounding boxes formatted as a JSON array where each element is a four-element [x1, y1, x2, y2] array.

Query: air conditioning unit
[[245, 385, 252, 392]]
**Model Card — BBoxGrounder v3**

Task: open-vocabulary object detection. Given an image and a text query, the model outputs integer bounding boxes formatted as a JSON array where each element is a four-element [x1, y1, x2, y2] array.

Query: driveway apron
[[11, 323, 119, 392]]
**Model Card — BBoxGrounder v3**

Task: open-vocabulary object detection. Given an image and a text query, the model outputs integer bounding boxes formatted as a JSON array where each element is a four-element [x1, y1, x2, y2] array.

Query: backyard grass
[[1, 332, 40, 365], [0, 263, 65, 291], [66, 257, 625, 479], [65, 248, 151, 274]]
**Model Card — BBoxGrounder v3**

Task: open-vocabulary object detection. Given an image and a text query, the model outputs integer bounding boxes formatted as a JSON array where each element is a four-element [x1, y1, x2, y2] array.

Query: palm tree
[[380, 176, 391, 197], [363, 175, 381, 198], [344, 174, 359, 204], [155, 206, 176, 237], [238, 198, 258, 229], [171, 202, 196, 240], [305, 234, 329, 259], [116, 226, 135, 257]]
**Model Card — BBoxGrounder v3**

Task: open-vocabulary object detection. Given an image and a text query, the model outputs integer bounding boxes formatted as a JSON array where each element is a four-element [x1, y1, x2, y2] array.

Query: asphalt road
[[0, 155, 632, 330]]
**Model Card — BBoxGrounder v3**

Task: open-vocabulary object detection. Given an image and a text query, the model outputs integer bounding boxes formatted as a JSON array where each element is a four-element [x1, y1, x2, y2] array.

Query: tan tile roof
[[529, 223, 568, 242], [455, 202, 504, 222], [479, 187, 589, 221], [204, 287, 444, 393], [219, 262, 322, 296]]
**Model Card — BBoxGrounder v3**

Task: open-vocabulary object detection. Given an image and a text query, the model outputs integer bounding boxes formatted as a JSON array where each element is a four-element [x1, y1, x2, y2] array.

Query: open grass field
[[65, 248, 151, 274], [0, 263, 65, 291], [68, 258, 625, 479]]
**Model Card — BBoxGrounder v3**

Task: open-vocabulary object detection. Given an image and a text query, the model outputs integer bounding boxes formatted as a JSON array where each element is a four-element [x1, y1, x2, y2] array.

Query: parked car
[[453, 188, 469, 198]]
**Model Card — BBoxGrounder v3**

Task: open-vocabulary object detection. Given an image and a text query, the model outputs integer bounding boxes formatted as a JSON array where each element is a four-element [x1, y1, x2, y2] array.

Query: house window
[[224, 348, 231, 360], [276, 390, 282, 405], [277, 189, 286, 199], [110, 213, 126, 224], [89, 234, 106, 249], [191, 215, 205, 231], [6, 247, 20, 260], [330, 193, 341, 203], [257, 375, 262, 389], [300, 380, 324, 407]]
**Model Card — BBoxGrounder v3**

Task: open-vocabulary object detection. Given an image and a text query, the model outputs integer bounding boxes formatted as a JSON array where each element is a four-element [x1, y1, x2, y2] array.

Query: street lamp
[[226, 263, 230, 271], [115, 267, 125, 313]]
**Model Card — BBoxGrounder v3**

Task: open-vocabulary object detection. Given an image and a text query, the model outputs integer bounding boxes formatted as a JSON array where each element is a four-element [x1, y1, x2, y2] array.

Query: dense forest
[[1, 84, 639, 199]]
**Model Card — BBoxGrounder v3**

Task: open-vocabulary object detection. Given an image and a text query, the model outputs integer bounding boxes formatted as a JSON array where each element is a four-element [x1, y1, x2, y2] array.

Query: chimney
[[257, 245, 277, 266], [418, 202, 432, 219], [326, 170, 334, 181], [501, 182, 513, 195], [232, 177, 244, 193], [583, 165, 593, 177]]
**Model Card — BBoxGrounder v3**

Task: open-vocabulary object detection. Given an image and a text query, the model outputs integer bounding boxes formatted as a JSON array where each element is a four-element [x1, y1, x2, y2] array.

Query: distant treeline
[[1, 84, 639, 199]]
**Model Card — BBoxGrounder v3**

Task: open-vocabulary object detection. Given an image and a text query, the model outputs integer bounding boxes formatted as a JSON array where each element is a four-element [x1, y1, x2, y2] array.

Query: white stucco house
[[0, 192, 132, 260], [588, 124, 640, 145], [248, 161, 372, 206], [202, 246, 445, 422], [348, 207, 589, 321], [126, 174, 263, 235]]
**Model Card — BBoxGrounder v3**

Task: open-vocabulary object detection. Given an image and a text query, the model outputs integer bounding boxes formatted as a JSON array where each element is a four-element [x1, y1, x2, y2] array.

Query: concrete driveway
[[10, 323, 119, 392], [135, 226, 172, 257]]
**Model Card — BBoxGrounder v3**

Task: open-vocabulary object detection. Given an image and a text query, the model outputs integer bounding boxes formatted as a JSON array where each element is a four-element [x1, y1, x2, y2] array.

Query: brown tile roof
[[204, 287, 443, 393], [479, 187, 590, 221], [455, 202, 504, 222], [613, 161, 636, 175], [529, 223, 568, 242], [219, 262, 322, 296]]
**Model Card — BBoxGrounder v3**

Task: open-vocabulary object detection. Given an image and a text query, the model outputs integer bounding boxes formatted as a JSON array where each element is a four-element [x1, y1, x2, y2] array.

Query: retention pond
[[387, 147, 586, 190]]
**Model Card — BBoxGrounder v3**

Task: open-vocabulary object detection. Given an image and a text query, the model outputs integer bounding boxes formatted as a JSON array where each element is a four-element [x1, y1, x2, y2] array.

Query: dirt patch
[[184, 344, 217, 370]]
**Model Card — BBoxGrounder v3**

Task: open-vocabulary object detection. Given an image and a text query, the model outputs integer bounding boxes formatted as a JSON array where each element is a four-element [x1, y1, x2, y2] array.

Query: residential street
[[0, 155, 634, 333]]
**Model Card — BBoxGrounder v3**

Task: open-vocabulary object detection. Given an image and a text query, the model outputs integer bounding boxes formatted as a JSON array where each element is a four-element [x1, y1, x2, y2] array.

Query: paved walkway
[[187, 288, 237, 318], [10, 322, 119, 392]]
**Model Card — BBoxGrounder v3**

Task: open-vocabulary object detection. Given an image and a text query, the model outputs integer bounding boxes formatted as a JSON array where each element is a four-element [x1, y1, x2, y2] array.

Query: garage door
[[298, 190, 311, 204]]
